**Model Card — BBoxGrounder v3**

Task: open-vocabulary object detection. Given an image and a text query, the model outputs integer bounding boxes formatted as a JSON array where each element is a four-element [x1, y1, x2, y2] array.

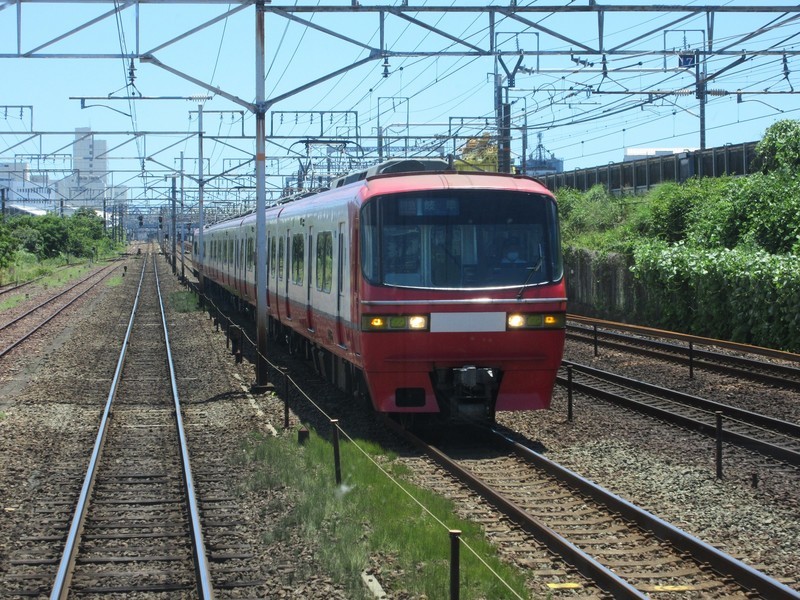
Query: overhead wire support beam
[[145, 3, 250, 55], [139, 55, 256, 112], [22, 0, 134, 56], [499, 8, 595, 54], [388, 9, 486, 54], [271, 7, 378, 53]]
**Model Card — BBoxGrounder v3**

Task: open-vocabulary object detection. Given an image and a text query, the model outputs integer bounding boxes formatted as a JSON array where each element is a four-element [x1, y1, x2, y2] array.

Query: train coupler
[[432, 366, 500, 423]]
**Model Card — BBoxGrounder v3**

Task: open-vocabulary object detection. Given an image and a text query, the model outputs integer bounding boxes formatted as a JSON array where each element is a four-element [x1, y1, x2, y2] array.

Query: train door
[[335, 222, 347, 348], [306, 228, 314, 332], [235, 236, 242, 295], [274, 233, 284, 321], [265, 232, 271, 309]]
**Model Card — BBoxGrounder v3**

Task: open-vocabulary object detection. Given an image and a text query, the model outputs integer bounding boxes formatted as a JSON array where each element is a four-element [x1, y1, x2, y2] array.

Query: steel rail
[[50, 256, 148, 600], [0, 276, 41, 297], [566, 327, 800, 390], [0, 262, 94, 297], [563, 361, 800, 438], [490, 429, 800, 600], [154, 255, 214, 599], [381, 416, 649, 599], [0, 265, 118, 359], [0, 264, 115, 332], [567, 315, 800, 364], [558, 364, 800, 466]]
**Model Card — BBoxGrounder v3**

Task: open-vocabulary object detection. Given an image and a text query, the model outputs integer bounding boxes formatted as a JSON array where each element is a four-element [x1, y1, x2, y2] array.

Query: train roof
[[200, 160, 552, 232], [328, 158, 452, 188]]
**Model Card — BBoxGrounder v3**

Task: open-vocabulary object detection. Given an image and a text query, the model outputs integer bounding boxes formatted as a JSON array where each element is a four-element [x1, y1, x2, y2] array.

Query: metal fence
[[540, 141, 758, 194]]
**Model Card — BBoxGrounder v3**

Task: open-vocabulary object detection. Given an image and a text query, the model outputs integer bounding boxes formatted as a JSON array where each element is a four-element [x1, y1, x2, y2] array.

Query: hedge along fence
[[563, 244, 800, 352], [630, 242, 800, 353]]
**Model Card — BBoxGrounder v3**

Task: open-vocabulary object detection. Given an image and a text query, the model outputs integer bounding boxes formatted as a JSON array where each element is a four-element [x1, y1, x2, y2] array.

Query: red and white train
[[192, 159, 566, 422]]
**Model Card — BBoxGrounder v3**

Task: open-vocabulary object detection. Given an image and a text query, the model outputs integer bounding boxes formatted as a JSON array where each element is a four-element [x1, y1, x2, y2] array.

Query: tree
[[752, 119, 800, 173], [0, 222, 19, 270], [455, 133, 498, 172], [66, 208, 106, 257]]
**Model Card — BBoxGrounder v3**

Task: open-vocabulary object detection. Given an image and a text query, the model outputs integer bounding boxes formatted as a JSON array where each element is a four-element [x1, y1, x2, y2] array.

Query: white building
[[624, 148, 698, 162], [2, 130, 127, 218]]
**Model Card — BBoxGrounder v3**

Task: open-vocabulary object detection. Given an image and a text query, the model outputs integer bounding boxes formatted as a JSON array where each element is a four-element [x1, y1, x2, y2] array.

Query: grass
[[0, 263, 94, 312], [238, 427, 533, 599], [105, 276, 125, 287], [169, 290, 201, 312], [0, 295, 26, 312]]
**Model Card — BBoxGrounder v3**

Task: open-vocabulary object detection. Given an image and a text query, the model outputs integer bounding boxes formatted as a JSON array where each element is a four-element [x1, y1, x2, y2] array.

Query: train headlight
[[368, 317, 386, 329], [506, 313, 566, 330], [408, 315, 428, 330], [362, 315, 429, 331], [507, 314, 526, 328]]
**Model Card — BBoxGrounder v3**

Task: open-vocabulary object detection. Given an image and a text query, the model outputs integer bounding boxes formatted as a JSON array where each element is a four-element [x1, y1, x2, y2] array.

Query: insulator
[[707, 89, 728, 96]]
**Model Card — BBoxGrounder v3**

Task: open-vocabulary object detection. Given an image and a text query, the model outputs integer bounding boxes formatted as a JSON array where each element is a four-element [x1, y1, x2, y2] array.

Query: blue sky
[[2, 1, 799, 205]]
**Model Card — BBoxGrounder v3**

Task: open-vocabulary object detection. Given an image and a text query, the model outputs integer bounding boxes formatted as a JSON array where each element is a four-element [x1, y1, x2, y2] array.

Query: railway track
[[3, 254, 216, 598], [567, 316, 800, 390], [0, 277, 42, 298], [0, 263, 118, 359], [559, 361, 800, 466], [386, 418, 800, 599]]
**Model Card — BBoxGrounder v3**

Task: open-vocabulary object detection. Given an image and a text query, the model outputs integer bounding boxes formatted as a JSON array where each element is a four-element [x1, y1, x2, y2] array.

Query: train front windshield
[[361, 189, 563, 289]]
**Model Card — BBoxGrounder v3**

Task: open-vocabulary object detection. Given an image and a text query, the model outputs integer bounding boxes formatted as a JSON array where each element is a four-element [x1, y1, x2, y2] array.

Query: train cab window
[[291, 233, 304, 284], [361, 189, 562, 290], [383, 226, 421, 286], [316, 231, 333, 293]]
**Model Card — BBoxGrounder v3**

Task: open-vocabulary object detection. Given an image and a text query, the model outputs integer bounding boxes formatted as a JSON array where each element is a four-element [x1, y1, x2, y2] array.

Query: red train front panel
[[353, 172, 566, 419]]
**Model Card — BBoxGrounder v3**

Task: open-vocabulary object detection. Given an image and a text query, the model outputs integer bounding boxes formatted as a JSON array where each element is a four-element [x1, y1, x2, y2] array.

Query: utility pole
[[695, 49, 707, 151], [170, 174, 177, 274], [197, 104, 205, 291], [254, 0, 270, 389], [180, 151, 185, 282]]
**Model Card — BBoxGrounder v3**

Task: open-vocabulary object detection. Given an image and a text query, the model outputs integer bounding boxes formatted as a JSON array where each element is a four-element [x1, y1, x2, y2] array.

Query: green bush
[[631, 242, 800, 351], [557, 185, 641, 252], [644, 177, 733, 244]]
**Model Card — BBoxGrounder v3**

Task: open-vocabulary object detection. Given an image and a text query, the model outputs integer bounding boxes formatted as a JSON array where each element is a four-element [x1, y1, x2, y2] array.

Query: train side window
[[316, 231, 333, 293], [278, 238, 284, 280], [247, 237, 255, 268], [270, 237, 277, 275], [291, 233, 304, 285]]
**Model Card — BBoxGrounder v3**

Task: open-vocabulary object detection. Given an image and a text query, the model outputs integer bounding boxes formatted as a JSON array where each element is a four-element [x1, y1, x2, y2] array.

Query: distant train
[[192, 159, 566, 423]]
